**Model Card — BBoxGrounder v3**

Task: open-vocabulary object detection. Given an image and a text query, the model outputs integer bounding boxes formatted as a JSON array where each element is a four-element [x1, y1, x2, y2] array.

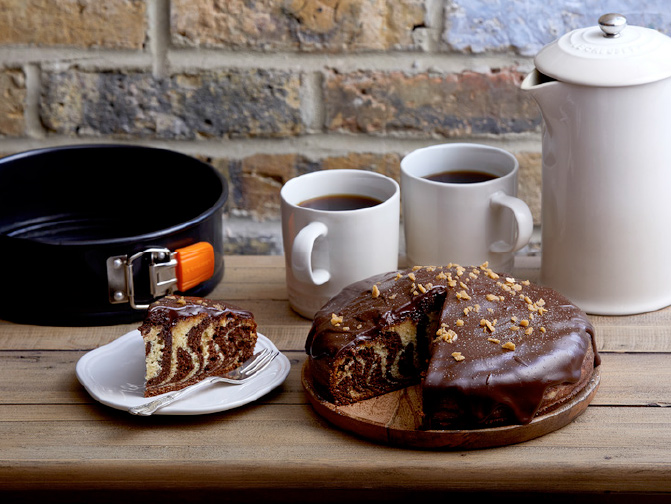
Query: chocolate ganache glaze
[[305, 264, 599, 428]]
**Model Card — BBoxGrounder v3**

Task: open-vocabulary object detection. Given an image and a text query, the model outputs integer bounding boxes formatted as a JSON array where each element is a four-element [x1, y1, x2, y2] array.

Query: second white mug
[[400, 143, 533, 273]]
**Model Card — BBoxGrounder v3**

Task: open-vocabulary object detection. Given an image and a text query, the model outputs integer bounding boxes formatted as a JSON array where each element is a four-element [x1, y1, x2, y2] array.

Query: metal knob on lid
[[599, 13, 627, 37]]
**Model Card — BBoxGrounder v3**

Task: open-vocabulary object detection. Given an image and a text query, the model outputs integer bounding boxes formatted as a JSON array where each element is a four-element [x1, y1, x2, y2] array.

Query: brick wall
[[0, 0, 665, 254]]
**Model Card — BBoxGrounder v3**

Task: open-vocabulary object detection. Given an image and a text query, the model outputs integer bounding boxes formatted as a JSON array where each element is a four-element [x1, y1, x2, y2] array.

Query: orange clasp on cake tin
[[106, 242, 215, 310]]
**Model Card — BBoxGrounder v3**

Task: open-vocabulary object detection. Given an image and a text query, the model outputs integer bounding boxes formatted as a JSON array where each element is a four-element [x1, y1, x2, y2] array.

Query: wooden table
[[1, 255, 670, 503]]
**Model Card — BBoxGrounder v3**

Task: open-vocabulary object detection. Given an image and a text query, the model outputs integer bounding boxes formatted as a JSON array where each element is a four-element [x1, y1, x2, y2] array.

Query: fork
[[128, 347, 279, 416]]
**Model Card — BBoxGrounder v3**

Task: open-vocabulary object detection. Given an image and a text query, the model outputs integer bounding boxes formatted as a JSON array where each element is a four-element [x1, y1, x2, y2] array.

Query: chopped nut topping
[[408, 272, 416, 281], [510, 325, 520, 331], [519, 319, 530, 327], [418, 283, 427, 294], [540, 327, 547, 333], [343, 326, 350, 331], [480, 319, 495, 333], [451, 352, 465, 362], [372, 285, 380, 298], [436, 328, 458, 344], [460, 281, 469, 290], [412, 265, 422, 271], [525, 327, 534, 335], [488, 337, 501, 344], [456, 290, 471, 300], [331, 313, 343, 326], [456, 319, 465, 327], [395, 272, 402, 281], [436, 272, 448, 280], [502, 341, 516, 351]]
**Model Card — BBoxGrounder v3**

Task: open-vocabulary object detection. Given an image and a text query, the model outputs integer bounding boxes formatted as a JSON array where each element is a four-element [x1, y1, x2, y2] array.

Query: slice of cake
[[139, 295, 258, 397]]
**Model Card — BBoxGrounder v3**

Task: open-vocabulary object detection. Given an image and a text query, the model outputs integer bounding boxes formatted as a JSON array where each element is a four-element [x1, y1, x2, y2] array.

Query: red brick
[[0, 69, 25, 137], [324, 68, 540, 137], [171, 0, 425, 52], [0, 0, 146, 49]]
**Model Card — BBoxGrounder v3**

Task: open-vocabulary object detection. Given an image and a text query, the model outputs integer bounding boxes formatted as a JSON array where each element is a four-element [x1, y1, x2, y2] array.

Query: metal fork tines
[[129, 347, 279, 416]]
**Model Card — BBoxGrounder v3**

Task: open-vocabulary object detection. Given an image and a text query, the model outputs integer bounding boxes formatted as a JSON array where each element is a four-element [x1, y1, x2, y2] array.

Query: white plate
[[76, 330, 290, 415]]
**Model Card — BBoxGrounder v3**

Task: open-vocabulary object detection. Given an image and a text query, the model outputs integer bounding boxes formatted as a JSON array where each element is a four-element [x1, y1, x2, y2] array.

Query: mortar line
[[22, 63, 46, 139], [147, 0, 170, 79], [0, 134, 541, 159]]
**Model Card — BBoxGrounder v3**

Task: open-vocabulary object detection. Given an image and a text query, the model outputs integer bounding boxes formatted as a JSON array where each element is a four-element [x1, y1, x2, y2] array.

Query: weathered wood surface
[[1, 255, 670, 503]]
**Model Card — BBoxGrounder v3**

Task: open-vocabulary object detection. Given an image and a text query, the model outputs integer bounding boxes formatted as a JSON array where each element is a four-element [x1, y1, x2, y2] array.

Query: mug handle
[[291, 221, 330, 285], [489, 191, 534, 254]]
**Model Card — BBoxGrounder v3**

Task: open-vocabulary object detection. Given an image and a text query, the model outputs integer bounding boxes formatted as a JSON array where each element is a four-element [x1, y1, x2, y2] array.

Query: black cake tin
[[0, 144, 228, 325]]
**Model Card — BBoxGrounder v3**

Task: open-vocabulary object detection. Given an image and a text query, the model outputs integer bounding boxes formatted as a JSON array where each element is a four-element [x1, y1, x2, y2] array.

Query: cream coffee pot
[[522, 13, 671, 315]]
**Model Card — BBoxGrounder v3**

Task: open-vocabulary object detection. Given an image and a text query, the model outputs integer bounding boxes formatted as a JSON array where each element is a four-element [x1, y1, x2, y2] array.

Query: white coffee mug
[[281, 169, 400, 318], [400, 143, 533, 273]]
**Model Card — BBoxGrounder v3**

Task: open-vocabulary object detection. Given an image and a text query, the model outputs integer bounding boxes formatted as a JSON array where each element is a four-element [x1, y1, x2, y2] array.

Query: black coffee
[[425, 170, 498, 184], [299, 194, 382, 211]]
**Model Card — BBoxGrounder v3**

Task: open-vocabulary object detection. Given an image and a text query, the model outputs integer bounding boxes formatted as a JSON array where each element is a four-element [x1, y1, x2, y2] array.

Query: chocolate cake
[[139, 295, 258, 397], [305, 263, 599, 429]]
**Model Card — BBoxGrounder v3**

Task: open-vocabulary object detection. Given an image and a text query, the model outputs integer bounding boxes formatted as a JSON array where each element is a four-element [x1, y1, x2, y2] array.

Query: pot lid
[[534, 13, 671, 87]]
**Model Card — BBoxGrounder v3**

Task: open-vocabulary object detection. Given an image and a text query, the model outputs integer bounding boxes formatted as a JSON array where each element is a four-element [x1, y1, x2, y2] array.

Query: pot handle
[[176, 242, 215, 291], [291, 221, 330, 285], [489, 191, 534, 254]]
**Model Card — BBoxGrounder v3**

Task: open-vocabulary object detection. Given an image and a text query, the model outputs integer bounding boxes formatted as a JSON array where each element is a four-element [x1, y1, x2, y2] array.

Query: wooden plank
[[0, 406, 669, 495], [0, 351, 666, 408]]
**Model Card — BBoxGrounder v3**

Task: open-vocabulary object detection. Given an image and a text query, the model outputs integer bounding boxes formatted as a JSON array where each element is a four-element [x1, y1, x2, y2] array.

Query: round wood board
[[302, 361, 601, 450]]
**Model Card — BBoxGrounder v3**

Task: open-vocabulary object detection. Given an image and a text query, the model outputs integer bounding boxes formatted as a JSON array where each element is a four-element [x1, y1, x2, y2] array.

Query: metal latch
[[107, 248, 178, 310], [106, 242, 216, 310]]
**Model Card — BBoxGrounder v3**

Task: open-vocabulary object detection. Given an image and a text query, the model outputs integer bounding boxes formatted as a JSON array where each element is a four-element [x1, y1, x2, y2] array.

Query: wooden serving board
[[302, 361, 601, 450]]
